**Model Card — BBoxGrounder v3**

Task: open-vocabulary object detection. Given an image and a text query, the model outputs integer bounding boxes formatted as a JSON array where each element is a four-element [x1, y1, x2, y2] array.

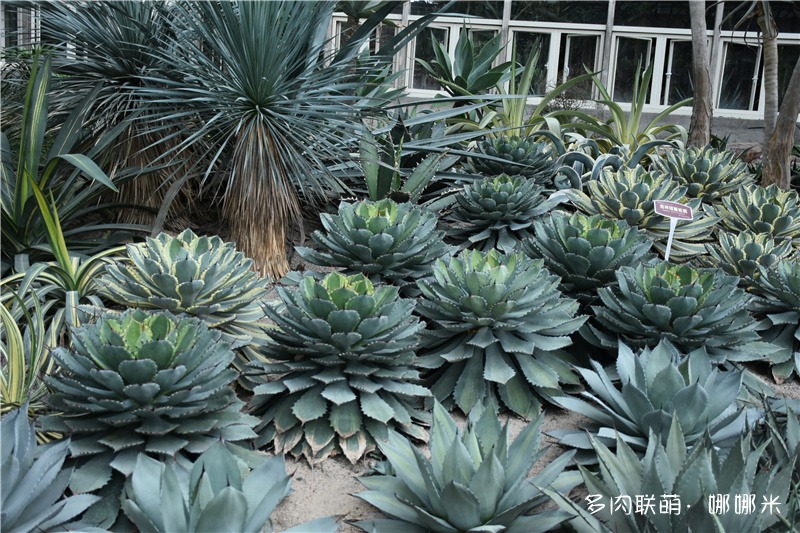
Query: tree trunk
[[688, 0, 713, 147], [762, 53, 800, 189], [756, 2, 779, 146]]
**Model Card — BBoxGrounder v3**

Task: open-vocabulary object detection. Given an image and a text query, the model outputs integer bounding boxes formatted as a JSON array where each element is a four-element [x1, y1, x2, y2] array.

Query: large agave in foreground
[[704, 230, 795, 281], [99, 229, 271, 367], [655, 144, 754, 203], [296, 199, 448, 289], [714, 184, 800, 248], [470, 135, 558, 185], [446, 175, 556, 253], [355, 400, 580, 533], [417, 249, 586, 418], [248, 272, 429, 464]]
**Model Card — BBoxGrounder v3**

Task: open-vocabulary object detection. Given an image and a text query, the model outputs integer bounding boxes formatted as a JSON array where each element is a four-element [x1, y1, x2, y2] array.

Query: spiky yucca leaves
[[416, 249, 586, 418], [522, 211, 653, 304], [41, 309, 257, 482], [551, 341, 751, 453], [248, 272, 429, 464], [567, 166, 718, 260], [1, 407, 101, 533], [122, 443, 336, 533], [470, 135, 558, 185], [714, 184, 800, 249], [655, 145, 755, 203], [704, 231, 796, 281], [355, 400, 580, 533], [296, 199, 448, 289], [589, 262, 767, 359], [446, 175, 556, 253], [545, 418, 796, 533], [99, 229, 271, 367]]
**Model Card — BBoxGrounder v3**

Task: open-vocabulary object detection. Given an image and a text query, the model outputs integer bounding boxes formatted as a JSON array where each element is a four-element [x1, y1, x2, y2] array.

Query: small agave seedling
[[248, 272, 429, 464], [122, 442, 336, 533], [0, 407, 102, 533], [417, 249, 586, 418], [704, 230, 796, 281], [714, 184, 800, 248], [354, 399, 580, 533], [446, 174, 556, 253], [545, 418, 796, 533], [551, 340, 752, 452], [470, 134, 559, 185]]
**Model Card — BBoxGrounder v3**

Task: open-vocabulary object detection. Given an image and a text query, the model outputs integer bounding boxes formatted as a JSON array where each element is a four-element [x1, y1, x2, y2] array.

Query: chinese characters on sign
[[585, 494, 781, 516], [653, 199, 694, 261]]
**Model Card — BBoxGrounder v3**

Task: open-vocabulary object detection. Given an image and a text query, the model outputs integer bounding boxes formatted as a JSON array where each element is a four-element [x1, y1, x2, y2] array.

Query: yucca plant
[[416, 249, 586, 418], [589, 262, 768, 359], [522, 211, 653, 304], [296, 198, 448, 290], [551, 340, 752, 453], [1, 407, 102, 533], [567, 166, 718, 260], [248, 272, 429, 464], [354, 399, 580, 533], [99, 229, 271, 367], [470, 135, 559, 185], [446, 175, 556, 253], [545, 418, 796, 533], [122, 442, 336, 533], [714, 184, 800, 248], [704, 230, 796, 281], [655, 144, 755, 204], [41, 309, 257, 485]]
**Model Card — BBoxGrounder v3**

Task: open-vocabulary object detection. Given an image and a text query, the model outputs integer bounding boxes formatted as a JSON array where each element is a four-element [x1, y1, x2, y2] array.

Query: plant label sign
[[653, 200, 693, 262]]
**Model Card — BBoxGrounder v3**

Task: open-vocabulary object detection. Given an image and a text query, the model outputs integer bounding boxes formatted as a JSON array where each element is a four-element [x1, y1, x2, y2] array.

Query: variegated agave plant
[[714, 184, 800, 249], [416, 249, 586, 418], [703, 230, 796, 281], [247, 272, 429, 464]]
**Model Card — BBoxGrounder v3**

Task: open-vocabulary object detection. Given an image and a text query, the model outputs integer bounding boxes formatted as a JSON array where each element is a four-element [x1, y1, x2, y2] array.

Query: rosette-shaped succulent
[[248, 272, 429, 464], [655, 145, 755, 203], [590, 262, 764, 358], [470, 135, 558, 185], [296, 199, 448, 289], [446, 175, 556, 253], [523, 211, 652, 304], [714, 184, 800, 248], [354, 400, 580, 533], [99, 229, 271, 367], [41, 309, 256, 480], [567, 166, 718, 259], [703, 230, 795, 280], [416, 249, 586, 418]]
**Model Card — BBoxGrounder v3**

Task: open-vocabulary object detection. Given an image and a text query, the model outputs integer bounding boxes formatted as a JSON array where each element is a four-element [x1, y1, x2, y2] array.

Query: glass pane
[[613, 37, 653, 103], [719, 43, 760, 110], [370, 24, 397, 55], [559, 34, 598, 99], [469, 29, 497, 56], [449, 1, 505, 19], [778, 44, 800, 107], [513, 31, 550, 96], [413, 27, 448, 90], [511, 1, 607, 23], [614, 2, 691, 28], [664, 40, 693, 105]]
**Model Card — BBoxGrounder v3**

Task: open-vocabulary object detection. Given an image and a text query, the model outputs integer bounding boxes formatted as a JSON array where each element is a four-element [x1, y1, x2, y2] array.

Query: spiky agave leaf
[[354, 399, 580, 533], [714, 184, 800, 250], [248, 272, 429, 464], [446, 174, 557, 253], [416, 249, 586, 418], [703, 230, 796, 281], [470, 134, 559, 185]]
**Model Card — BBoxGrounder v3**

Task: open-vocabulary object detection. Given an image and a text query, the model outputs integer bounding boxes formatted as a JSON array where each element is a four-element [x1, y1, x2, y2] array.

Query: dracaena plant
[[566, 166, 718, 260], [551, 340, 752, 454], [354, 399, 580, 533], [714, 184, 800, 249], [446, 175, 556, 253], [247, 272, 429, 464], [545, 418, 797, 533], [703, 230, 796, 281], [296, 199, 449, 290], [522, 211, 653, 305], [416, 249, 586, 418]]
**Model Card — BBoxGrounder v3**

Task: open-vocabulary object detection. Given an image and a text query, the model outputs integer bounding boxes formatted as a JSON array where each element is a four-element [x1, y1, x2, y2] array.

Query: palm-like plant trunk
[[689, 0, 713, 147], [762, 53, 800, 189], [756, 2, 779, 146]]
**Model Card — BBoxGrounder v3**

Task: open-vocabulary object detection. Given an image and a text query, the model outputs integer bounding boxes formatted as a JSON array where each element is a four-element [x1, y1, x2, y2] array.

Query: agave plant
[[469, 135, 559, 185], [567, 166, 718, 260], [122, 442, 336, 533], [654, 144, 755, 203], [551, 340, 752, 452], [714, 184, 800, 248], [545, 418, 796, 533], [99, 229, 271, 367], [589, 262, 768, 359], [446, 175, 556, 253], [416, 249, 586, 418], [704, 230, 796, 281], [522, 211, 652, 304], [41, 309, 257, 484], [248, 272, 429, 464], [1, 407, 102, 533], [296, 198, 448, 289], [354, 399, 580, 533]]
